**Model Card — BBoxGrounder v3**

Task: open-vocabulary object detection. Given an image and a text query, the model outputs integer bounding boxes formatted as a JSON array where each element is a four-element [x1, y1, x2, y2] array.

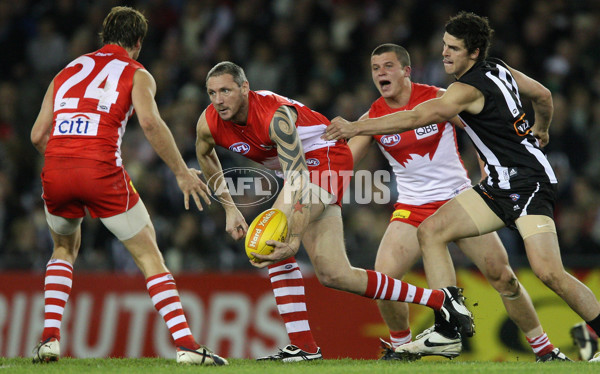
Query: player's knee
[[314, 268, 345, 290], [491, 268, 521, 299], [416, 217, 442, 245], [499, 281, 522, 300], [484, 262, 512, 284]]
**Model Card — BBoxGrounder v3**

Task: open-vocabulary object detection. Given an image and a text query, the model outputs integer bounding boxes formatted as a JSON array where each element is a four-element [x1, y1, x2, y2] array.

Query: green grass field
[[0, 358, 598, 374]]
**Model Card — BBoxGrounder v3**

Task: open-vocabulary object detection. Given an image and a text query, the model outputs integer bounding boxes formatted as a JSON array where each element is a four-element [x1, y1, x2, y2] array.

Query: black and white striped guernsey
[[457, 58, 557, 189]]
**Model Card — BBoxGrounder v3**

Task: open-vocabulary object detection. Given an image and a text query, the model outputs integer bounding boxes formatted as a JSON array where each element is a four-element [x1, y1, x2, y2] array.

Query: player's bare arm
[[324, 82, 482, 140], [132, 69, 211, 211], [195, 110, 248, 240], [252, 106, 310, 267], [347, 112, 373, 164], [507, 65, 553, 147], [435, 88, 465, 129], [30, 81, 55, 154]]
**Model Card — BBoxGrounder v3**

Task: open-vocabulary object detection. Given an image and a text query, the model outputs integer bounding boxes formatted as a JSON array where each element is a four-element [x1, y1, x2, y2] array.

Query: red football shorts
[[305, 144, 353, 206], [390, 200, 449, 228], [42, 157, 140, 219]]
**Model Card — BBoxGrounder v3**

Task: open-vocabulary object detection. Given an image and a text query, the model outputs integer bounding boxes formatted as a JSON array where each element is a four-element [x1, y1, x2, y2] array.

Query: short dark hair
[[100, 6, 148, 49], [445, 11, 494, 61], [371, 43, 411, 67], [206, 61, 248, 86]]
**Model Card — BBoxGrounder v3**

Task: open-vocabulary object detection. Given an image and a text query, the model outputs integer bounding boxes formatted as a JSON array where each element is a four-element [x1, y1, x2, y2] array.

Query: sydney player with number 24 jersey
[[30, 6, 225, 366]]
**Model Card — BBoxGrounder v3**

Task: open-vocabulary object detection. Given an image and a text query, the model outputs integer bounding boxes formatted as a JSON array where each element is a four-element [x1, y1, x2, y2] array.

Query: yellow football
[[245, 208, 288, 262]]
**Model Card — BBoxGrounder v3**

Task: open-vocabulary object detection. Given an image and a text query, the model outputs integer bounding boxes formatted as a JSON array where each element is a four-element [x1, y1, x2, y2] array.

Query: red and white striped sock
[[41, 259, 73, 341], [389, 328, 412, 348], [527, 332, 554, 357], [364, 270, 444, 309], [146, 272, 199, 350], [269, 258, 318, 353]]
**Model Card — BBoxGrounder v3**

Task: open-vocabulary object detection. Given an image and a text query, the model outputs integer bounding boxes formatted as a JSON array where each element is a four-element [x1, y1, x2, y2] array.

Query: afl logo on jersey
[[380, 134, 401, 147], [306, 158, 320, 167], [229, 142, 250, 154]]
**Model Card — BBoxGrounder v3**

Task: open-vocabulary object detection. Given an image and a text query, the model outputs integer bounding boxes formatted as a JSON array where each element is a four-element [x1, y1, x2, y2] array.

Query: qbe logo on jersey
[[53, 112, 100, 136], [414, 124, 438, 139]]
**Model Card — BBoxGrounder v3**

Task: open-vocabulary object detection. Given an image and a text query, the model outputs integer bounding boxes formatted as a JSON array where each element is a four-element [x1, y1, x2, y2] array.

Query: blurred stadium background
[[1, 0, 600, 361]]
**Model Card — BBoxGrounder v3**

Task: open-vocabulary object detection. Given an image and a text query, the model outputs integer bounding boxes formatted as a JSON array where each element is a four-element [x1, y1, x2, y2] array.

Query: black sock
[[434, 311, 459, 338], [586, 313, 600, 337]]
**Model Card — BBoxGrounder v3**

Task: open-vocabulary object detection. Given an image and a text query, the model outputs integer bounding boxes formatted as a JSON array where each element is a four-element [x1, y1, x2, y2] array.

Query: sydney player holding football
[[349, 43, 563, 361], [195, 61, 474, 361], [30, 6, 226, 365]]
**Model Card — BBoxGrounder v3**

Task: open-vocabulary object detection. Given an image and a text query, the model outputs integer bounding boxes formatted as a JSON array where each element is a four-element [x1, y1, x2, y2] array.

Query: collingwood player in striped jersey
[[325, 11, 600, 362]]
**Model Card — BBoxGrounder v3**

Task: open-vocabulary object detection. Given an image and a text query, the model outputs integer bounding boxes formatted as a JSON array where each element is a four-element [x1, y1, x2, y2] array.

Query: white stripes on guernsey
[[521, 138, 558, 183], [527, 332, 554, 356], [42, 259, 73, 341], [146, 272, 198, 349], [485, 70, 521, 116], [268, 258, 318, 352], [462, 124, 512, 189]]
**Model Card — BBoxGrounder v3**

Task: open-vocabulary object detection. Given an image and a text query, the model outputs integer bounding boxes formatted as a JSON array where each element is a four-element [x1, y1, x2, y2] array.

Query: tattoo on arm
[[270, 106, 310, 208]]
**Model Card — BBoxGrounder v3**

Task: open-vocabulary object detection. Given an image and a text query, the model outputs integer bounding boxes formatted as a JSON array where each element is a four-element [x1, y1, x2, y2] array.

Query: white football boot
[[393, 327, 462, 359], [32, 337, 60, 363], [589, 352, 600, 362], [176, 345, 229, 365]]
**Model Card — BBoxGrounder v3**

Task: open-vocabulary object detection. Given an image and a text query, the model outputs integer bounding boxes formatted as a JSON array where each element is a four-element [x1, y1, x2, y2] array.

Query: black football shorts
[[472, 181, 557, 229]]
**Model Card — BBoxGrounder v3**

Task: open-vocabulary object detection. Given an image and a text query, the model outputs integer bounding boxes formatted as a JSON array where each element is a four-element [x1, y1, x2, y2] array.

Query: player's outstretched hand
[[225, 206, 248, 241], [322, 116, 358, 141], [176, 168, 212, 211], [249, 240, 299, 268]]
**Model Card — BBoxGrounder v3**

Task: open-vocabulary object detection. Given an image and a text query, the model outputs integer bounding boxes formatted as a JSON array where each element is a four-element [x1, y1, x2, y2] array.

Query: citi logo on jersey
[[380, 134, 401, 147], [229, 142, 251, 154], [306, 158, 320, 167], [53, 112, 100, 136]]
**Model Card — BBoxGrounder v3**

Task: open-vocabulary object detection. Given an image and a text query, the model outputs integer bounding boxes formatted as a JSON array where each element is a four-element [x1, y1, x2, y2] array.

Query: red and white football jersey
[[369, 83, 471, 205], [46, 44, 144, 167], [206, 90, 342, 170], [205, 90, 353, 203]]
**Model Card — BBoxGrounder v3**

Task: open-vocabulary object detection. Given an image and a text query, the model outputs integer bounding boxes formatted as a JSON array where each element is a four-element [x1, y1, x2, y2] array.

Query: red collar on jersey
[[99, 44, 130, 59]]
